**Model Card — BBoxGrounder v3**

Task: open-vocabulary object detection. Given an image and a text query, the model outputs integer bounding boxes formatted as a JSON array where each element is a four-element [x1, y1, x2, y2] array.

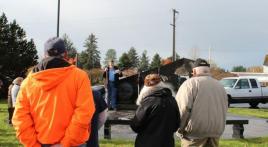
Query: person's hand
[[51, 144, 62, 147], [115, 70, 120, 74]]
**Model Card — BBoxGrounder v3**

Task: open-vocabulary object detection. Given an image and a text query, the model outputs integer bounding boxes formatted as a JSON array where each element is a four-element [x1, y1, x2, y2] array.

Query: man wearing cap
[[12, 37, 95, 147], [175, 58, 228, 147]]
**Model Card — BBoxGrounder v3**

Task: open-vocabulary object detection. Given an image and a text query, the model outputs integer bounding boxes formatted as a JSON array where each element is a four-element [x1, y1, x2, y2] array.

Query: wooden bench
[[104, 118, 249, 139], [226, 120, 249, 139]]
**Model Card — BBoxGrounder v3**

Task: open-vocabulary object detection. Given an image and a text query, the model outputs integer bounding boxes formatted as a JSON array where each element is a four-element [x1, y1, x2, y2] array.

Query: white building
[[263, 55, 268, 73]]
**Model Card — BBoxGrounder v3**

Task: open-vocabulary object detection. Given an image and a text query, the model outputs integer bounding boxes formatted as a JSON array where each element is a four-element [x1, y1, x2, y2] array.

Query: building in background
[[263, 55, 268, 73]]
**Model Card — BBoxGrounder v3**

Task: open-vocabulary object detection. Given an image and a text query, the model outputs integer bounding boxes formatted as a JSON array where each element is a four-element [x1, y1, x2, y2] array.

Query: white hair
[[136, 82, 175, 105], [193, 66, 211, 76]]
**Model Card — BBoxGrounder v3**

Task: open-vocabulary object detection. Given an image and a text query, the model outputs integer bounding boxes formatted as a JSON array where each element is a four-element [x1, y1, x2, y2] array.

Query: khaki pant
[[181, 137, 219, 147]]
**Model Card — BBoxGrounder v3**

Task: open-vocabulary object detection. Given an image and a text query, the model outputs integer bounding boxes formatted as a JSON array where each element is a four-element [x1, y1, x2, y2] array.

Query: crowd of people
[[6, 37, 228, 147]]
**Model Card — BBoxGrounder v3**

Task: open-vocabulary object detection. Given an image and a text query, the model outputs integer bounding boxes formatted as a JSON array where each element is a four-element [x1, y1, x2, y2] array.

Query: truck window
[[236, 79, 250, 89], [249, 79, 258, 88], [220, 79, 237, 88]]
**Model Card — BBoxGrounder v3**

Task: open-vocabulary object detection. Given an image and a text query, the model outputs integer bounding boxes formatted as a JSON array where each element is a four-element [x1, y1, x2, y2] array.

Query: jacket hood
[[29, 65, 75, 91], [136, 82, 175, 105]]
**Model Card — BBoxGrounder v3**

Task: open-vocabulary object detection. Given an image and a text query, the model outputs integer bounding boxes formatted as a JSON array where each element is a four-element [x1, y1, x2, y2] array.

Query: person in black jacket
[[130, 74, 180, 147], [87, 90, 108, 147], [103, 60, 122, 110]]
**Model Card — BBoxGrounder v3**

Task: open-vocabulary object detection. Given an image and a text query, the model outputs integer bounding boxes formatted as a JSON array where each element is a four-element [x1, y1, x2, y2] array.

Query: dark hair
[[47, 48, 63, 57]]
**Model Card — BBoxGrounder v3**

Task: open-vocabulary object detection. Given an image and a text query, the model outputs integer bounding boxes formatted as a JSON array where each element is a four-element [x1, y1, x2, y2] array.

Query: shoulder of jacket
[[72, 67, 88, 77], [143, 95, 162, 105]]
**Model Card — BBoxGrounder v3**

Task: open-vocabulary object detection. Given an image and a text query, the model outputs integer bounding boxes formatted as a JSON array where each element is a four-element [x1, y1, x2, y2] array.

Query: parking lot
[[231, 103, 268, 109]]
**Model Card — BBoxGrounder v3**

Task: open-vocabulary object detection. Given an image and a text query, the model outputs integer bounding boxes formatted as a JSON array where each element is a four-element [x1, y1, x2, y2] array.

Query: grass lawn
[[228, 107, 268, 119], [1, 99, 268, 146]]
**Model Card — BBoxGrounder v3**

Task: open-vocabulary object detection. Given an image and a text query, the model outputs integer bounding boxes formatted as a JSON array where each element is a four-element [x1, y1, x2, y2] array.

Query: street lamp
[[57, 0, 60, 37]]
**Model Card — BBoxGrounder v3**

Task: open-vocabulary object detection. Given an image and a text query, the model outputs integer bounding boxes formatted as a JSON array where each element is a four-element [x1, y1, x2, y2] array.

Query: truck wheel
[[249, 102, 259, 108]]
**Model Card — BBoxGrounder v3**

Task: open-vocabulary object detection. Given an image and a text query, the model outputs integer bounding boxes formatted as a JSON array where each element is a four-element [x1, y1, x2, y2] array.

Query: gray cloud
[[1, 0, 268, 70]]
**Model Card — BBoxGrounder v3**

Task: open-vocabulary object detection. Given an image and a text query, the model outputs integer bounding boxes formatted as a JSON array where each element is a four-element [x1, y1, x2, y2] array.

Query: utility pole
[[171, 9, 178, 62], [57, 0, 60, 37]]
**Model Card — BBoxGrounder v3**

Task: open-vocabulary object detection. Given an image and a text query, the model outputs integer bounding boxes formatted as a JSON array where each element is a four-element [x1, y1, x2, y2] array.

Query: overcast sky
[[1, 0, 268, 70]]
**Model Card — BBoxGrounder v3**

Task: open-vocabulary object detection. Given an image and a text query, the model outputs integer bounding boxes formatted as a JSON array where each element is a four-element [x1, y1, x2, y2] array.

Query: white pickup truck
[[220, 77, 268, 108]]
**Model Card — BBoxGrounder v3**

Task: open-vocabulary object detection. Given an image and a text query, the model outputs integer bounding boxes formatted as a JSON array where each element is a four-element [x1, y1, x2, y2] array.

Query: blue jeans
[[108, 82, 117, 109]]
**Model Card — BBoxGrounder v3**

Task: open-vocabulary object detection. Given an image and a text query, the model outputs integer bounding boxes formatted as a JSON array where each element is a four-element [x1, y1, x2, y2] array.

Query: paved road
[[230, 103, 268, 109], [98, 113, 268, 140]]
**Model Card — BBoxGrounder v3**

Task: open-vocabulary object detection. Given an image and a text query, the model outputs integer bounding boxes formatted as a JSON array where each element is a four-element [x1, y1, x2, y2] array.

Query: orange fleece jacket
[[12, 65, 95, 147]]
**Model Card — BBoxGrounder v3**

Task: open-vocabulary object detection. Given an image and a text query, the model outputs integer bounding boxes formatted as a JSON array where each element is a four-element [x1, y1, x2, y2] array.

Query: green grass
[[99, 138, 268, 147], [1, 99, 268, 147], [228, 107, 268, 119], [0, 99, 22, 146]]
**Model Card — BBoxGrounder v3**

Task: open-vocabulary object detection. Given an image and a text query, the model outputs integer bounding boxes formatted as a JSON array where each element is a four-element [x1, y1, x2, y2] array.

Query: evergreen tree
[[127, 47, 139, 67], [138, 50, 150, 72], [0, 13, 38, 78], [232, 65, 247, 72], [104, 49, 117, 66], [62, 34, 77, 58], [150, 53, 161, 69], [79, 33, 101, 69], [118, 52, 131, 68]]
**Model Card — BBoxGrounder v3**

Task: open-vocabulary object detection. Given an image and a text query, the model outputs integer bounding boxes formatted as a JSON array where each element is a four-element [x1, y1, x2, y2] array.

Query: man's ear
[[192, 68, 196, 76], [63, 51, 68, 60]]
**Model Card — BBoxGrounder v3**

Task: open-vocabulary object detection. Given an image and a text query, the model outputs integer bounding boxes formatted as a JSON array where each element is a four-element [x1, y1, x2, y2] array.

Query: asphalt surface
[[230, 103, 268, 109], [98, 104, 268, 140]]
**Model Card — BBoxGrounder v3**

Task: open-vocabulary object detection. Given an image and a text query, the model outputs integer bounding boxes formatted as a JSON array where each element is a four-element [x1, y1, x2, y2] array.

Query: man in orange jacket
[[12, 37, 95, 147]]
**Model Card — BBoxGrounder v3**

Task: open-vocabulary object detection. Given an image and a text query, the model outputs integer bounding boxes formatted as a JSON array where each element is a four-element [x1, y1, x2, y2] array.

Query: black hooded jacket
[[32, 56, 70, 73], [130, 88, 180, 147]]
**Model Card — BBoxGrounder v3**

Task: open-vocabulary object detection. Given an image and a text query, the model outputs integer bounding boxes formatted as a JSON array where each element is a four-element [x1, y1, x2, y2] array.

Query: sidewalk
[[98, 113, 268, 140]]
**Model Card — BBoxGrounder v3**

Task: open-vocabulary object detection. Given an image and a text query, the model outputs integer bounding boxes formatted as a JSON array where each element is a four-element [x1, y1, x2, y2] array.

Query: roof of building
[[263, 55, 268, 66]]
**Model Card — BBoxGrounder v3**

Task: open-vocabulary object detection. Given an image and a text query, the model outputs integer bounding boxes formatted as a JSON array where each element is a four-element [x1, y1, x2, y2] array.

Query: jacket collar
[[136, 82, 175, 105]]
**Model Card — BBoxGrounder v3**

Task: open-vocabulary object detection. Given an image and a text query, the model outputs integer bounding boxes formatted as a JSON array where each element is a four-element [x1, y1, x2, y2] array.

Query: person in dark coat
[[87, 89, 108, 147], [103, 60, 122, 110], [130, 74, 180, 147], [7, 83, 14, 124]]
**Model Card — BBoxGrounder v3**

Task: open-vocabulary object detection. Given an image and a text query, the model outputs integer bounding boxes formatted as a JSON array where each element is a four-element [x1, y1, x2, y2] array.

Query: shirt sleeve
[[60, 73, 95, 147], [12, 82, 41, 147], [11, 85, 20, 107], [130, 98, 154, 133], [175, 81, 195, 134], [98, 108, 108, 129]]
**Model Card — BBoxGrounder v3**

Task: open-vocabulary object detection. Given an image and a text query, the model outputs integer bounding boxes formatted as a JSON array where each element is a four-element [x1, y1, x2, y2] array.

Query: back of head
[[13, 77, 24, 85], [192, 58, 210, 76], [144, 74, 161, 87], [44, 37, 66, 57]]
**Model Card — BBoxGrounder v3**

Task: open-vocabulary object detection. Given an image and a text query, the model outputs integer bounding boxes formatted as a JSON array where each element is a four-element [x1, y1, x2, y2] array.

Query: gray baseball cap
[[44, 37, 66, 56], [193, 58, 210, 68]]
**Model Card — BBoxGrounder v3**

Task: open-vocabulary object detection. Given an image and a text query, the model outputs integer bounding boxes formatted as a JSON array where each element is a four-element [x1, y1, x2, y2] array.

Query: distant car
[[220, 77, 268, 108]]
